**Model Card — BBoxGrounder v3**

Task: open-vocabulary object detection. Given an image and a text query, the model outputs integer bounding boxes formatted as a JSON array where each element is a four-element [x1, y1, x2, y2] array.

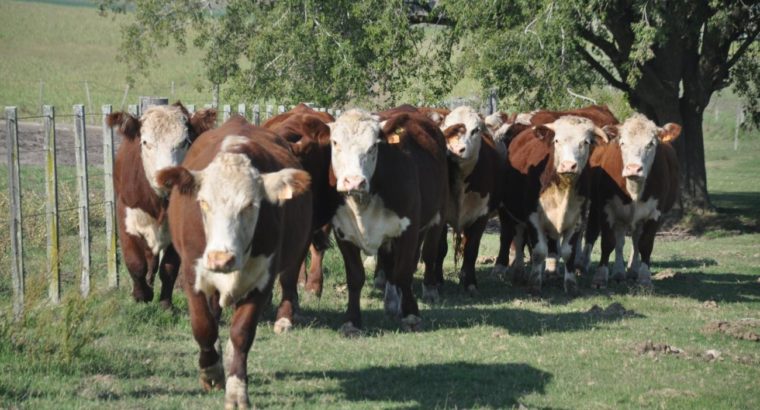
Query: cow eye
[[647, 141, 655, 148], [242, 201, 254, 211]]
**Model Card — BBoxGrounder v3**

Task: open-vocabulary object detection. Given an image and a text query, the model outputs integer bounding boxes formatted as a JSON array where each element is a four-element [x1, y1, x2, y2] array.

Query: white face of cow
[[329, 109, 382, 194], [616, 114, 681, 180], [542, 116, 603, 176], [140, 106, 192, 195], [442, 106, 484, 162], [190, 136, 310, 273]]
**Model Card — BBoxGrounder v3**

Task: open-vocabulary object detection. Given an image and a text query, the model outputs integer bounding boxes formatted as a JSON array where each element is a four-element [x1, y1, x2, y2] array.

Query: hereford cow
[[436, 106, 504, 296], [329, 109, 448, 334], [265, 105, 339, 298], [501, 116, 609, 293], [108, 103, 216, 307], [157, 117, 312, 408], [584, 114, 681, 288], [484, 110, 534, 159]]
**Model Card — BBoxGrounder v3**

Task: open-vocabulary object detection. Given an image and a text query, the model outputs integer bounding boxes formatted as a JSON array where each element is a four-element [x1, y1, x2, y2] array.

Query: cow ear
[[262, 168, 311, 205], [658, 123, 681, 143], [602, 125, 619, 141], [189, 108, 218, 140], [107, 112, 140, 141], [157, 166, 199, 195], [443, 124, 466, 141], [533, 124, 554, 142]]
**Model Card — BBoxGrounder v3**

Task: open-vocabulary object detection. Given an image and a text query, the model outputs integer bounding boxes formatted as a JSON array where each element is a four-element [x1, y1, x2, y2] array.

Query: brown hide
[[530, 105, 619, 127], [262, 103, 335, 128]]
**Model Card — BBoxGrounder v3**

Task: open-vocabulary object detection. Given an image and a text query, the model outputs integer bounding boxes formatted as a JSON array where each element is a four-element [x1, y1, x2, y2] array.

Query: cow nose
[[206, 251, 235, 271], [457, 146, 466, 155], [342, 176, 367, 192], [623, 163, 644, 177], [559, 161, 578, 173]]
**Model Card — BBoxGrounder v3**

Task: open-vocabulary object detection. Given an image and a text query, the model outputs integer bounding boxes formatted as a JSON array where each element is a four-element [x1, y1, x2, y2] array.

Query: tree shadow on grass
[[648, 270, 760, 304], [269, 362, 554, 409]]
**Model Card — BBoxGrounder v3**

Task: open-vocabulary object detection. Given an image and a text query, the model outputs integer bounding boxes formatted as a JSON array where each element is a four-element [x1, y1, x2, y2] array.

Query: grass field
[[2, 1, 760, 409]]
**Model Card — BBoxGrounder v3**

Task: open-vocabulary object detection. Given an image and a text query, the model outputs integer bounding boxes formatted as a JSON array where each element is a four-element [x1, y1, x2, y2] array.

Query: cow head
[[107, 103, 217, 196], [535, 116, 607, 176], [442, 106, 485, 163], [609, 114, 681, 180], [328, 109, 382, 196], [157, 136, 310, 273]]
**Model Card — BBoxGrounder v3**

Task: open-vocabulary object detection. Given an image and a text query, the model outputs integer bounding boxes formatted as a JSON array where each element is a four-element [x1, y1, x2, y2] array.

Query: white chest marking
[[536, 183, 584, 237], [332, 195, 411, 255], [124, 207, 169, 255], [194, 254, 273, 308], [448, 180, 490, 232], [605, 196, 660, 230]]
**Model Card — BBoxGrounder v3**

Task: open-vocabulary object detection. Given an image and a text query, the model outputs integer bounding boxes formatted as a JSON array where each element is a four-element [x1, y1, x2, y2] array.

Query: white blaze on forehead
[[442, 106, 484, 162], [140, 105, 191, 194], [549, 116, 597, 172], [330, 109, 382, 191], [619, 113, 660, 179]]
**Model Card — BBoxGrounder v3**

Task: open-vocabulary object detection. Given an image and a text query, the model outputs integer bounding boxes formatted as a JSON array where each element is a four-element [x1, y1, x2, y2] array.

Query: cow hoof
[[302, 289, 321, 303], [421, 285, 441, 304], [491, 263, 508, 278], [384, 282, 401, 318], [339, 321, 362, 338], [158, 299, 173, 311], [564, 277, 578, 295], [544, 257, 558, 276], [637, 264, 653, 288], [273, 317, 293, 335], [401, 314, 422, 332], [466, 284, 480, 297], [374, 269, 387, 290], [224, 375, 250, 410], [592, 266, 609, 289], [199, 360, 225, 392]]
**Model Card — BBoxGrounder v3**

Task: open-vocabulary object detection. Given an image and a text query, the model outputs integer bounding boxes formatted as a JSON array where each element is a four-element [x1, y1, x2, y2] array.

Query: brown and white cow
[[501, 116, 609, 293], [108, 103, 216, 307], [265, 104, 339, 298], [484, 110, 534, 160], [329, 109, 448, 334], [584, 114, 681, 288], [435, 106, 505, 296], [157, 117, 312, 408]]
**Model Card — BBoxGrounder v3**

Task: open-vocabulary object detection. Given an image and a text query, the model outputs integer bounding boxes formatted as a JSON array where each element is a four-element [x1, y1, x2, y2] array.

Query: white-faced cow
[[157, 117, 312, 408], [329, 109, 448, 334], [502, 116, 609, 293], [108, 103, 216, 307], [436, 106, 504, 296], [583, 114, 681, 288]]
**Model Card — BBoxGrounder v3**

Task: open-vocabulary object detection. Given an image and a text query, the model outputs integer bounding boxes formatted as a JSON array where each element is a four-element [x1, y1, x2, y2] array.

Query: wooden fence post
[[266, 105, 273, 121], [278, 105, 286, 114], [102, 105, 119, 289], [128, 104, 139, 117], [237, 103, 246, 119], [44, 105, 60, 304], [74, 105, 91, 297], [252, 104, 260, 126], [5, 107, 24, 318], [223, 104, 231, 122]]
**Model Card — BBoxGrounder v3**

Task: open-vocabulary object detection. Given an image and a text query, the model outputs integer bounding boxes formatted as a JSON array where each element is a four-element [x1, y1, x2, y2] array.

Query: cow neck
[[625, 178, 647, 202]]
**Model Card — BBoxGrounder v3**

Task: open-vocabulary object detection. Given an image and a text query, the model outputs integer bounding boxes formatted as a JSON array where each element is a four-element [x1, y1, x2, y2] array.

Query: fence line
[[102, 105, 119, 289], [6, 107, 25, 320], [44, 105, 61, 304], [74, 105, 91, 297]]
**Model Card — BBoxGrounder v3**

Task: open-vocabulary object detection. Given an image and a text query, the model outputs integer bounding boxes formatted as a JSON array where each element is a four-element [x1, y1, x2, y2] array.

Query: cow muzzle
[[557, 160, 579, 175], [622, 163, 644, 178], [205, 251, 236, 272], [339, 175, 368, 194]]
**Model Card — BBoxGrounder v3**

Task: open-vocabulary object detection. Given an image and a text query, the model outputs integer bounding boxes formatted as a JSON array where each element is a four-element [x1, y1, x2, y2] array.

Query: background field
[[1, 1, 759, 409]]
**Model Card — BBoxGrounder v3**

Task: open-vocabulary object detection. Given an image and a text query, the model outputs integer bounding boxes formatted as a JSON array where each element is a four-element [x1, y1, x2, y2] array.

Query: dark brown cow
[[107, 102, 216, 307], [434, 106, 505, 297], [500, 115, 609, 293], [329, 109, 448, 334], [584, 114, 681, 288], [157, 116, 312, 408], [265, 106, 339, 297]]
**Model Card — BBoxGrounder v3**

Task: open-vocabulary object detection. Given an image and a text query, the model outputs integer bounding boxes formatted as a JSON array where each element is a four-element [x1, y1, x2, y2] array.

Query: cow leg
[[275, 245, 310, 335], [225, 289, 269, 410], [421, 222, 445, 303], [336, 239, 365, 337], [379, 246, 401, 318], [510, 224, 527, 283], [527, 214, 547, 293], [460, 216, 488, 295], [636, 220, 659, 287], [611, 225, 627, 282], [373, 250, 391, 290], [120, 233, 154, 303], [304, 225, 331, 297], [560, 232, 578, 294], [183, 271, 223, 392], [593, 218, 615, 289], [434, 228, 448, 285], [581, 202, 601, 275], [544, 237, 560, 280], [392, 230, 422, 331], [157, 244, 180, 309], [492, 208, 514, 277], [627, 226, 642, 280]]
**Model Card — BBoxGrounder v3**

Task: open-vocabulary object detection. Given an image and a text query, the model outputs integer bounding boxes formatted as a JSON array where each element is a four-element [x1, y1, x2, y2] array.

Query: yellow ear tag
[[278, 185, 293, 200], [388, 127, 404, 144]]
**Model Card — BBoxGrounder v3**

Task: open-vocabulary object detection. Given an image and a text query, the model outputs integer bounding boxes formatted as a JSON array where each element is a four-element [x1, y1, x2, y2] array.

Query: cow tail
[[452, 230, 464, 272]]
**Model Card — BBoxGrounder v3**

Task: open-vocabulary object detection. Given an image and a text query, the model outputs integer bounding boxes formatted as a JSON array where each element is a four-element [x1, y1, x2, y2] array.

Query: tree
[[436, 0, 760, 209]]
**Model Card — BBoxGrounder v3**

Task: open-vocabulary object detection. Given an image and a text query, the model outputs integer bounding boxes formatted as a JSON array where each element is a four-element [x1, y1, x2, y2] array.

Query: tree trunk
[[672, 100, 711, 210]]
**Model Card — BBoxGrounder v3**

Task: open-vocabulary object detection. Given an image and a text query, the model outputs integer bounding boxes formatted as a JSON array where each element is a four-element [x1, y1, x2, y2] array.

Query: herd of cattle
[[107, 101, 681, 408]]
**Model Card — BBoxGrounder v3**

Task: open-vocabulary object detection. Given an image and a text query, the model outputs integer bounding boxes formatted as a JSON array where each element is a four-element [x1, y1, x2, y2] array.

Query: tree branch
[[724, 29, 760, 73], [575, 43, 631, 93], [577, 27, 624, 64]]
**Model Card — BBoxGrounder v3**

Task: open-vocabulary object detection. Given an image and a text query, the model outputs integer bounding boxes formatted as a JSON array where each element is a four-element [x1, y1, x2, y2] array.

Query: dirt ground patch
[[702, 319, 760, 342], [1, 120, 109, 167]]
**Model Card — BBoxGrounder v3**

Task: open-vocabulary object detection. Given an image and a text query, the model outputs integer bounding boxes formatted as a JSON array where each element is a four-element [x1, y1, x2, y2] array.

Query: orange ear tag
[[387, 134, 400, 144]]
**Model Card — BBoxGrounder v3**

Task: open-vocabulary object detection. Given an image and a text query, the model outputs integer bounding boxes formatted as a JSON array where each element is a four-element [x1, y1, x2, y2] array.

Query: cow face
[[536, 116, 606, 176], [328, 109, 382, 195], [158, 136, 310, 273], [614, 114, 681, 180], [442, 106, 484, 162], [138, 105, 195, 194]]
